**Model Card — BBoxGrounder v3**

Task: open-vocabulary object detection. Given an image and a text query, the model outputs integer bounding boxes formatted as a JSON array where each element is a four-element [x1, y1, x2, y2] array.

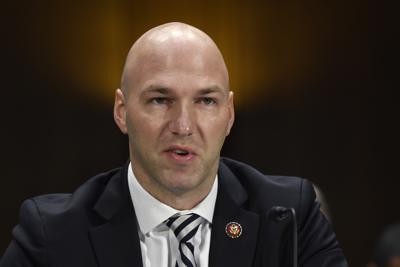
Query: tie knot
[[166, 213, 205, 243], [166, 213, 205, 267]]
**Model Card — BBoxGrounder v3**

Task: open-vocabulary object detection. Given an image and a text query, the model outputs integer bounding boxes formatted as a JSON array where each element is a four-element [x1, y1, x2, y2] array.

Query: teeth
[[173, 149, 189, 155]]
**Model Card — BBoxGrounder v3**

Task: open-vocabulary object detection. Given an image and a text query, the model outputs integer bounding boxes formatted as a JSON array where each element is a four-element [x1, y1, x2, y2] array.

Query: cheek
[[126, 109, 165, 142], [199, 113, 231, 140]]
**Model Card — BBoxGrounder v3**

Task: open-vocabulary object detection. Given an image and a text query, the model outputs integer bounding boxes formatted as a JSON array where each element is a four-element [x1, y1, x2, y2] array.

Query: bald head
[[121, 22, 229, 95], [113, 22, 235, 208]]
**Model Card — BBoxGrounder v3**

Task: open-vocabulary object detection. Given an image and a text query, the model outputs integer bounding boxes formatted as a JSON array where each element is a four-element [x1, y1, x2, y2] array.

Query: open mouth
[[172, 149, 190, 156], [165, 146, 195, 161]]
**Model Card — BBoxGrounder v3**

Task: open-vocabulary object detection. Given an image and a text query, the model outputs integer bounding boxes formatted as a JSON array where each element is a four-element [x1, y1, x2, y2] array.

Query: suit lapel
[[209, 162, 260, 267], [87, 160, 274, 267], [89, 163, 143, 267]]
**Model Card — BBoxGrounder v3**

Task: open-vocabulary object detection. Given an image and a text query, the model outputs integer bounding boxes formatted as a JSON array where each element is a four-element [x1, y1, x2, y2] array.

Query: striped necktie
[[166, 213, 205, 267]]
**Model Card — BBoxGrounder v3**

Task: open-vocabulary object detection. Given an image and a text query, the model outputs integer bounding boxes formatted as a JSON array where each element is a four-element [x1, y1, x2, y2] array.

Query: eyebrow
[[197, 86, 226, 96], [141, 86, 170, 95], [141, 85, 227, 96]]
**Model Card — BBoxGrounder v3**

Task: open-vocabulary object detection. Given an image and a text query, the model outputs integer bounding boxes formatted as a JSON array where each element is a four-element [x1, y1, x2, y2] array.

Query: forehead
[[125, 38, 229, 94]]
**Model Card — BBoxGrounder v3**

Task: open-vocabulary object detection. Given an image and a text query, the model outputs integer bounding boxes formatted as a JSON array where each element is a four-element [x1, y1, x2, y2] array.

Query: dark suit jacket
[[1, 158, 347, 267]]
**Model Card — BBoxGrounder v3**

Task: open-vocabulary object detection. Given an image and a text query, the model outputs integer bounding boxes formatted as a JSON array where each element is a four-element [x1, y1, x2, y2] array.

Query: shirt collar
[[127, 162, 218, 234]]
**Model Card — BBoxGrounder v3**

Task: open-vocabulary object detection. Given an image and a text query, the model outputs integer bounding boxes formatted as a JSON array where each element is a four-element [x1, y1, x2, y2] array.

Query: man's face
[[116, 40, 234, 198]]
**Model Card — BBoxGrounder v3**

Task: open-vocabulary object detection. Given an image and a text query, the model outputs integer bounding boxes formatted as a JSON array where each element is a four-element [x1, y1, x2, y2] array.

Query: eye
[[150, 97, 170, 105], [198, 97, 217, 105]]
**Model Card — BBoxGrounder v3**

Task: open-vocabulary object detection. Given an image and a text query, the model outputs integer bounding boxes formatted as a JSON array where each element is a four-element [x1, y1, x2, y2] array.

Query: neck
[[162, 192, 206, 210], [131, 166, 217, 211], [144, 176, 215, 210]]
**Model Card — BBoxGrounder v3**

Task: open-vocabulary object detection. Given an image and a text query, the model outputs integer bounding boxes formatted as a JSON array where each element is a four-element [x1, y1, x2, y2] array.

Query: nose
[[168, 102, 194, 137]]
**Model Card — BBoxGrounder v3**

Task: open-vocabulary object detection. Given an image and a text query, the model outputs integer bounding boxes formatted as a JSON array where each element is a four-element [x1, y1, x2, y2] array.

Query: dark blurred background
[[1, 1, 398, 266]]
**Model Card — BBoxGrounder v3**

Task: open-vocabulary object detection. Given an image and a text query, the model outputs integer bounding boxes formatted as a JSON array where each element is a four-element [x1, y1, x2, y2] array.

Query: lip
[[163, 145, 197, 163]]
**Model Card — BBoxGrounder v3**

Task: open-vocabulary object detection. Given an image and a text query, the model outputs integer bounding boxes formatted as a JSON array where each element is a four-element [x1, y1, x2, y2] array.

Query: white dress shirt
[[127, 163, 218, 267]]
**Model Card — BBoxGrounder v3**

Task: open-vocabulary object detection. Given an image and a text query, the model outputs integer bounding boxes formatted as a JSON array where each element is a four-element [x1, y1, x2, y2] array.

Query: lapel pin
[[225, 222, 242, 238]]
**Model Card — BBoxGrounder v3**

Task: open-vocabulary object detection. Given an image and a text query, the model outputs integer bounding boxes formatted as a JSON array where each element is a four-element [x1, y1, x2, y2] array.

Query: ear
[[113, 88, 128, 134], [225, 91, 235, 136]]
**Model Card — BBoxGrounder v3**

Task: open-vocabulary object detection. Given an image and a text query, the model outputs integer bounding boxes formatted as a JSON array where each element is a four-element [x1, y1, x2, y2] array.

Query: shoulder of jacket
[[220, 157, 315, 211], [27, 166, 123, 217], [220, 157, 305, 188]]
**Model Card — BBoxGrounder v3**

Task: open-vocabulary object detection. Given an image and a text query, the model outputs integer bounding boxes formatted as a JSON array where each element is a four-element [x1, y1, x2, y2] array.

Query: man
[[366, 223, 400, 267], [0, 22, 347, 267]]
